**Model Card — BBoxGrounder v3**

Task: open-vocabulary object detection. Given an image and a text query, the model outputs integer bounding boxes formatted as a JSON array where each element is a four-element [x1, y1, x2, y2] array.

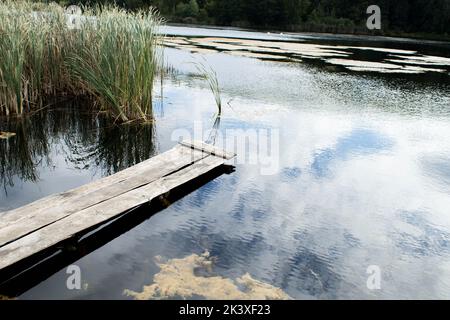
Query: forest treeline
[[55, 0, 450, 38]]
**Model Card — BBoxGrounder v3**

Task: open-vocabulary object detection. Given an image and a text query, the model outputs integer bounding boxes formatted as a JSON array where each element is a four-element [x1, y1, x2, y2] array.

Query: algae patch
[[326, 58, 446, 73], [124, 252, 291, 300], [163, 36, 449, 75]]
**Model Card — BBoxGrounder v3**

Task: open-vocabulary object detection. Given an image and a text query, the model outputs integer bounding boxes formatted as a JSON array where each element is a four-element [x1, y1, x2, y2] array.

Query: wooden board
[[179, 140, 236, 160], [0, 141, 235, 273], [0, 145, 207, 247]]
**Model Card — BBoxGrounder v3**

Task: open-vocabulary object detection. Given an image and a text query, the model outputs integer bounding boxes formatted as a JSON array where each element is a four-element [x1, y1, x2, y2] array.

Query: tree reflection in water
[[0, 101, 156, 193]]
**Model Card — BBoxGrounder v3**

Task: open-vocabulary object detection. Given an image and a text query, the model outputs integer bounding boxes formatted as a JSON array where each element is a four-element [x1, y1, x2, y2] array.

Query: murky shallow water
[[1, 27, 450, 299]]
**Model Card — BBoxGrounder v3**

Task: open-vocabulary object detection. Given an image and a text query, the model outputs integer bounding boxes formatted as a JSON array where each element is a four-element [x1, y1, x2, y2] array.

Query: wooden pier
[[0, 140, 235, 277]]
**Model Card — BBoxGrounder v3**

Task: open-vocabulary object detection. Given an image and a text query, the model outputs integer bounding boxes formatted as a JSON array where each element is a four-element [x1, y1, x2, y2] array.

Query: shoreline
[[165, 22, 450, 45]]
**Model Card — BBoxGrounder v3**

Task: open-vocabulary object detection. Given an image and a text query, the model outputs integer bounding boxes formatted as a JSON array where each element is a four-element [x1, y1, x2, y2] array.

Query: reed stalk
[[193, 61, 222, 116]]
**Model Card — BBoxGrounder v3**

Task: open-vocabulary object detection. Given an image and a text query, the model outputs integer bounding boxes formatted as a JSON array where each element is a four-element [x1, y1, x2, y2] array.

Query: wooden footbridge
[[0, 141, 235, 281]]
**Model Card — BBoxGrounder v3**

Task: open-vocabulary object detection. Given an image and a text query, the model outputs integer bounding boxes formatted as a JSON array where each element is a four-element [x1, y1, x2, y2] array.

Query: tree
[[175, 0, 199, 18], [50, 0, 450, 38], [187, 0, 200, 17]]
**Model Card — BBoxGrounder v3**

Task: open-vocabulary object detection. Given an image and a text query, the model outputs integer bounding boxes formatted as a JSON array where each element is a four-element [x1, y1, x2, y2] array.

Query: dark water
[[1, 27, 450, 299]]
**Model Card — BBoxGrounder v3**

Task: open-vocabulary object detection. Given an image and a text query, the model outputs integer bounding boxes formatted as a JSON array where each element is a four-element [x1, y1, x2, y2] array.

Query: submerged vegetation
[[124, 252, 291, 300], [0, 1, 163, 122]]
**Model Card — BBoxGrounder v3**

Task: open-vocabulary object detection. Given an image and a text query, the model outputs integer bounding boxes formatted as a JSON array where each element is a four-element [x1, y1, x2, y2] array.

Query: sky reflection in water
[[1, 28, 450, 299]]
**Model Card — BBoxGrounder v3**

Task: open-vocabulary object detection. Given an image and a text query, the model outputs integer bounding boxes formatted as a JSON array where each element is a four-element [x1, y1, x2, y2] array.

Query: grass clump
[[0, 0, 164, 122]]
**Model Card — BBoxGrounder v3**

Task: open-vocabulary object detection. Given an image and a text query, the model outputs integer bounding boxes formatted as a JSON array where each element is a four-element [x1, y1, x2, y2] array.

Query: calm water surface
[[1, 26, 450, 299]]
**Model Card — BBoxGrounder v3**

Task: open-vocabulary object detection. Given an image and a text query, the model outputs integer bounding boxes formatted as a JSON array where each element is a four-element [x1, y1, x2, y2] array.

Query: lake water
[[1, 26, 450, 299]]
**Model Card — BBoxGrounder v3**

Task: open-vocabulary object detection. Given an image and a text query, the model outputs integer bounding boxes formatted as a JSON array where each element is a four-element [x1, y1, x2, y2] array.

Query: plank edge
[[179, 140, 236, 160]]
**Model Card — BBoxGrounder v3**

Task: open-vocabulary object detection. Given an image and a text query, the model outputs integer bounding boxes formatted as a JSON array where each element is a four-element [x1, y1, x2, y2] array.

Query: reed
[[193, 61, 222, 116], [0, 1, 163, 122]]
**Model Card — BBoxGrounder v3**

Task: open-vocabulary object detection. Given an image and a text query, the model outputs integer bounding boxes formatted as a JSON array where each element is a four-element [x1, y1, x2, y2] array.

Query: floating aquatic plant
[[124, 252, 291, 300]]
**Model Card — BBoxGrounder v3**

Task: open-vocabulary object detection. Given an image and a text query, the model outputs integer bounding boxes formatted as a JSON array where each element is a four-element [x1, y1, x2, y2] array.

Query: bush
[[175, 0, 199, 18]]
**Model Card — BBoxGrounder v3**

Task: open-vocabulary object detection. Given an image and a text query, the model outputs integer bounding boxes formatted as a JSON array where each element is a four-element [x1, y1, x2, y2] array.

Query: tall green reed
[[193, 61, 222, 116], [0, 1, 163, 122]]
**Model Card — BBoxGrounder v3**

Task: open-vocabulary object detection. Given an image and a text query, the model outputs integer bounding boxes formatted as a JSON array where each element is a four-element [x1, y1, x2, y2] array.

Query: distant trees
[[175, 0, 199, 19], [52, 0, 450, 37]]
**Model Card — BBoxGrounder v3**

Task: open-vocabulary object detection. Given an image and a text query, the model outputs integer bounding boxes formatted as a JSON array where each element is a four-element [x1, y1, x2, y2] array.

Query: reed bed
[[0, 1, 163, 122]]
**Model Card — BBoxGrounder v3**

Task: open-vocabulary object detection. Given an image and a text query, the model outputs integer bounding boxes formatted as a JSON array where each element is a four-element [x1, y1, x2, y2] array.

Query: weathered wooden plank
[[0, 144, 207, 247], [0, 141, 229, 219], [0, 145, 184, 218], [0, 155, 225, 271], [179, 140, 236, 160]]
